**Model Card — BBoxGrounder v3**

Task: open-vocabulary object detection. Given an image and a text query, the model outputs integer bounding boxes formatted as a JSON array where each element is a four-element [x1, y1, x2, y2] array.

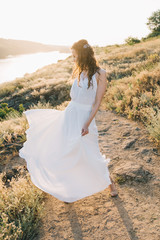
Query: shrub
[[0, 171, 46, 240], [0, 103, 24, 120], [125, 36, 141, 45], [141, 106, 160, 142]]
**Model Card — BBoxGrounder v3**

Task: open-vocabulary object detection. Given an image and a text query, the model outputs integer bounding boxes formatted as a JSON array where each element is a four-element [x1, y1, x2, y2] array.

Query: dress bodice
[[70, 72, 97, 105]]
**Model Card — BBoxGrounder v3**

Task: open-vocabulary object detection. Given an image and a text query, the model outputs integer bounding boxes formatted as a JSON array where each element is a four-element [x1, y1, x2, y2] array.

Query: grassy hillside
[[0, 38, 71, 59], [99, 36, 160, 144], [0, 36, 160, 238], [0, 36, 160, 150]]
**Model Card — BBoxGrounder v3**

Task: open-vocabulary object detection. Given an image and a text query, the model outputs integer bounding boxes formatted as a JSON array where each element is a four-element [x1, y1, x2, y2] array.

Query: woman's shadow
[[64, 194, 139, 240]]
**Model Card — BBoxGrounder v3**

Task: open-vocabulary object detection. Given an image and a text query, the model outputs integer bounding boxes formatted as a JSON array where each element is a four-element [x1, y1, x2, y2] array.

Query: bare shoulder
[[95, 68, 106, 85]]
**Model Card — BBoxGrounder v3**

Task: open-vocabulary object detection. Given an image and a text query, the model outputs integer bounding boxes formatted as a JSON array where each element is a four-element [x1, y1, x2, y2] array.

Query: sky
[[0, 0, 159, 47]]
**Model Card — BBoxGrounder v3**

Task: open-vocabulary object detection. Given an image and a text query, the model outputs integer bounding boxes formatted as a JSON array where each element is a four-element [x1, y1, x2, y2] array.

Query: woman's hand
[[81, 123, 89, 136]]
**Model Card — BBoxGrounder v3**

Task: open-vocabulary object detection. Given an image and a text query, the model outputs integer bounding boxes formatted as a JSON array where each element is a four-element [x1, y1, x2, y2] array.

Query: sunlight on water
[[0, 51, 71, 83]]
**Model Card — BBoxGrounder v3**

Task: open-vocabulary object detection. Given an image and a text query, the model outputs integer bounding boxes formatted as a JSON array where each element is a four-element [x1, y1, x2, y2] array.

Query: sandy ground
[[32, 109, 160, 240]]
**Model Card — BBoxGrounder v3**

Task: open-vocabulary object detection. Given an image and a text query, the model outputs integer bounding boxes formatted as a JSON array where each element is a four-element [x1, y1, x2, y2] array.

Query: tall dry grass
[[97, 37, 160, 144], [0, 170, 46, 240]]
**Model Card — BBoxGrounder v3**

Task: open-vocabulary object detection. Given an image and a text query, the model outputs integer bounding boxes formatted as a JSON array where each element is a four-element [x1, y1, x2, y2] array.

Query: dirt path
[[31, 109, 160, 240]]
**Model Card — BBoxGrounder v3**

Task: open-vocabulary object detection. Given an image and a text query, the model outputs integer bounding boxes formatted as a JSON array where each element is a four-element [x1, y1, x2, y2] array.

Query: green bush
[[0, 103, 25, 120], [125, 36, 141, 45]]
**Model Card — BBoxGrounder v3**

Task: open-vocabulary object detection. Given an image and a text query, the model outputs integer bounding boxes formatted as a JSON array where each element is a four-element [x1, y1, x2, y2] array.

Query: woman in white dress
[[19, 39, 118, 203]]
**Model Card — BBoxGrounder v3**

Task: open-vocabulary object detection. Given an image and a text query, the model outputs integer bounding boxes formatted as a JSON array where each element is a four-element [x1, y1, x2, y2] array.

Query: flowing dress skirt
[[19, 100, 111, 203]]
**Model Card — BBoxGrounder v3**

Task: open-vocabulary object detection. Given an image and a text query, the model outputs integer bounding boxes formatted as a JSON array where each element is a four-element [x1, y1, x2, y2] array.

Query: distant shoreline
[[1, 50, 60, 60], [0, 38, 71, 59]]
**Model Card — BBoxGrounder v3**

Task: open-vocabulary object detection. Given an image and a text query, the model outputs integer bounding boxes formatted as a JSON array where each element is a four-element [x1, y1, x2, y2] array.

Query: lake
[[0, 51, 71, 84]]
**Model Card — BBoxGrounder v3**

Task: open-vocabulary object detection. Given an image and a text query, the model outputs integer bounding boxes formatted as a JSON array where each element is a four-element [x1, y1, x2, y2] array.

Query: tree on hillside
[[146, 9, 160, 38]]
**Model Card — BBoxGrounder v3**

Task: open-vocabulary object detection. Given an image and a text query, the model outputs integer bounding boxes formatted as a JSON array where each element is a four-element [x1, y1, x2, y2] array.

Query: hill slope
[[0, 36, 159, 143], [0, 38, 71, 59]]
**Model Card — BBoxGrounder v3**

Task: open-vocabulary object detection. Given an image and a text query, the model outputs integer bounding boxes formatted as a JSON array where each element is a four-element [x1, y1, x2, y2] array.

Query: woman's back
[[70, 72, 97, 106]]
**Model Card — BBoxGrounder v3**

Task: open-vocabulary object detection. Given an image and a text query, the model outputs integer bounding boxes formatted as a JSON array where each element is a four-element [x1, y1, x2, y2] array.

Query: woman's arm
[[81, 69, 107, 136]]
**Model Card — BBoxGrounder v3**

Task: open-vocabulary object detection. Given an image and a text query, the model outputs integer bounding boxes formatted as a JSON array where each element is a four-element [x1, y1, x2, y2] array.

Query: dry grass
[[0, 170, 46, 240], [141, 106, 160, 141], [101, 63, 160, 144], [98, 37, 160, 143]]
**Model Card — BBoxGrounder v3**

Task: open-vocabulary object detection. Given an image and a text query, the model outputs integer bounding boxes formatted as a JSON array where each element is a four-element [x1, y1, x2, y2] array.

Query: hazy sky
[[0, 0, 159, 47]]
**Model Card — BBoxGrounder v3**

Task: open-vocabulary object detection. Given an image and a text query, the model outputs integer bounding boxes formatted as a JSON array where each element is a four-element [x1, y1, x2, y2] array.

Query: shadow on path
[[112, 196, 139, 240]]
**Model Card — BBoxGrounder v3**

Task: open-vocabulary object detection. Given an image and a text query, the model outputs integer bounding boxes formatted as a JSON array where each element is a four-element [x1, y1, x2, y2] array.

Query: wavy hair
[[70, 39, 101, 89]]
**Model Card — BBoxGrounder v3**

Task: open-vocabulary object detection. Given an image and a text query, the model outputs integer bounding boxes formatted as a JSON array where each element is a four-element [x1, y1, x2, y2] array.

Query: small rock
[[135, 127, 141, 131], [141, 149, 150, 155], [124, 123, 131, 126], [117, 124, 123, 127], [153, 148, 157, 153], [99, 126, 111, 136], [152, 148, 160, 156], [108, 163, 114, 168], [146, 157, 152, 163], [123, 139, 137, 149], [122, 131, 131, 137]]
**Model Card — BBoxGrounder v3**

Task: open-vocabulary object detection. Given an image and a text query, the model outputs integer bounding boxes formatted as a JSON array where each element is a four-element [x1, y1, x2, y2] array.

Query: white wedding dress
[[19, 72, 112, 203]]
